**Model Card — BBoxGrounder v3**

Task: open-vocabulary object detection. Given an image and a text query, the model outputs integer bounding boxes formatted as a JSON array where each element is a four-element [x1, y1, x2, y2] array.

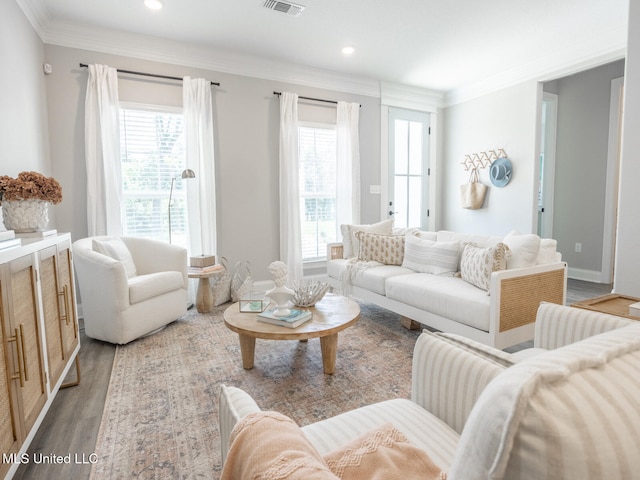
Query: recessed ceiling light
[[144, 0, 163, 10], [341, 46, 355, 56]]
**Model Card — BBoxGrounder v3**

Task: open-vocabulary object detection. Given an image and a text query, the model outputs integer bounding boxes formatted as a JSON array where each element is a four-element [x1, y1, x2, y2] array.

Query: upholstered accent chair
[[219, 303, 640, 478], [73, 236, 188, 344]]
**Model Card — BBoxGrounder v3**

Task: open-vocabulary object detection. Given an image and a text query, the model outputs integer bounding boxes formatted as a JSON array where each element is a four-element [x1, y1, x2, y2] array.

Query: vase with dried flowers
[[0, 171, 63, 232]]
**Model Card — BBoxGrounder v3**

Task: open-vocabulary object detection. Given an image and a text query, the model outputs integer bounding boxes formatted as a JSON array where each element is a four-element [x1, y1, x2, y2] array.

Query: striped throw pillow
[[401, 233, 459, 274]]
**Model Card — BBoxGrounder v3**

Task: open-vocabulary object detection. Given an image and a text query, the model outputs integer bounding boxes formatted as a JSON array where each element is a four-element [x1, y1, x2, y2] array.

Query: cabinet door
[[56, 241, 79, 361], [40, 245, 66, 387], [0, 267, 22, 478], [6, 254, 47, 434]]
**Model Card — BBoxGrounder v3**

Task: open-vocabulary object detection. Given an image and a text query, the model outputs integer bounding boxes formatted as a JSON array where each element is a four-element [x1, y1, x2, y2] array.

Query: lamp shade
[[181, 169, 196, 179]]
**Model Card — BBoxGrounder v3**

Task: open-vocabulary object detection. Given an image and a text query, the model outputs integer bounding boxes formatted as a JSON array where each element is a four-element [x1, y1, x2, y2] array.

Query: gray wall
[[42, 45, 381, 281], [0, 1, 52, 183], [549, 60, 624, 273], [441, 81, 540, 236]]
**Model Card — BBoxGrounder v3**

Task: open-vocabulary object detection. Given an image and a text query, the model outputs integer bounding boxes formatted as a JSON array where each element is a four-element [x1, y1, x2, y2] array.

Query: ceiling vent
[[263, 0, 305, 17]]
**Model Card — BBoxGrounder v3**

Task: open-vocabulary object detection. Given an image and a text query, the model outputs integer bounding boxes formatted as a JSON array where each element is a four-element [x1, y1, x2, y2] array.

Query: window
[[298, 124, 337, 262], [119, 105, 188, 248]]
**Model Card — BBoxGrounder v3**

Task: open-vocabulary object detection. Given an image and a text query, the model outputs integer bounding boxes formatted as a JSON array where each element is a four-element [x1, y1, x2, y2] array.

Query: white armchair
[[73, 236, 188, 344]]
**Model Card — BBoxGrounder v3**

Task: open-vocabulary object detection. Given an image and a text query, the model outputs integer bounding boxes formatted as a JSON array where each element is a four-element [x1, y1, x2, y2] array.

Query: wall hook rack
[[462, 148, 508, 171]]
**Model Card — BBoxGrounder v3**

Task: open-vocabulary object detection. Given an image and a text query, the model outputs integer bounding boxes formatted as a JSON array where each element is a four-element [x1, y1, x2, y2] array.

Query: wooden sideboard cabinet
[[0, 234, 80, 479]]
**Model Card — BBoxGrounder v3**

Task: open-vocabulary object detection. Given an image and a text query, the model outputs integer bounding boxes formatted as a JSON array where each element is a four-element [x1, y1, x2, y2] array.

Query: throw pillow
[[323, 423, 446, 480], [503, 231, 541, 269], [459, 242, 510, 292], [356, 232, 405, 265], [341, 219, 394, 258], [222, 411, 338, 480], [92, 237, 137, 278], [536, 238, 558, 265], [401, 233, 459, 275]]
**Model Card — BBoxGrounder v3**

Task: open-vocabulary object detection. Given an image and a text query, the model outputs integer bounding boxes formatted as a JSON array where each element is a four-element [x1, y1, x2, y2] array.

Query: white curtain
[[336, 101, 361, 231], [183, 77, 217, 256], [84, 64, 122, 236], [279, 92, 303, 282]]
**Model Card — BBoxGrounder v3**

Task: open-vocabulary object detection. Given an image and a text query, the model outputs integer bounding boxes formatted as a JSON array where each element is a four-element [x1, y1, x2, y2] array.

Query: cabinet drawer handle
[[19, 324, 28, 382], [58, 285, 69, 326], [8, 327, 25, 387]]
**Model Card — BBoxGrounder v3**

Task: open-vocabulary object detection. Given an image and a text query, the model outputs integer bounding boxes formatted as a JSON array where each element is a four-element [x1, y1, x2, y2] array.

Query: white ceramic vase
[[1, 199, 50, 232]]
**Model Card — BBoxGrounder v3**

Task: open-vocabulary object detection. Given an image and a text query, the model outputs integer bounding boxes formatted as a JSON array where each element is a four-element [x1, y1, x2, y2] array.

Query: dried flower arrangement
[[0, 171, 63, 204]]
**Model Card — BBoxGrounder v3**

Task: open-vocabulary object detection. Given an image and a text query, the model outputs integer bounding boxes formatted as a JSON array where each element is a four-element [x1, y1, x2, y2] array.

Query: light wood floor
[[12, 279, 613, 479]]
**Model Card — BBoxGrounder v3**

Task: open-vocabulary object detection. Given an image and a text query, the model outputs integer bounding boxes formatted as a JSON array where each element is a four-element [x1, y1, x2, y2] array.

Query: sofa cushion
[[302, 398, 459, 471], [349, 263, 415, 296], [128, 271, 184, 304], [449, 323, 640, 479], [503, 231, 541, 269], [356, 232, 405, 265], [385, 274, 491, 332], [340, 219, 394, 258], [401, 233, 459, 275], [459, 242, 509, 292], [436, 231, 502, 248], [92, 237, 137, 278]]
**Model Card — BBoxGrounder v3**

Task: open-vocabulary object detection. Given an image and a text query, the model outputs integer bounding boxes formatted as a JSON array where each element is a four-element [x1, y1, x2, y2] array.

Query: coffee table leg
[[196, 277, 214, 313], [320, 333, 338, 375], [238, 334, 256, 369]]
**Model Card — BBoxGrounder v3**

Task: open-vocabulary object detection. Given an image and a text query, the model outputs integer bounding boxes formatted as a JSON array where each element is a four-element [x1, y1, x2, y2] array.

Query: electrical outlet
[[575, 242, 582, 253]]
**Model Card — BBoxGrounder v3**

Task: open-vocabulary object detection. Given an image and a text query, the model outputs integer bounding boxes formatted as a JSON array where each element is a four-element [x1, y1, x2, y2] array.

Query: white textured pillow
[[460, 243, 509, 291], [503, 231, 541, 269], [92, 237, 137, 278], [402, 234, 459, 274], [341, 219, 394, 258], [536, 238, 559, 264]]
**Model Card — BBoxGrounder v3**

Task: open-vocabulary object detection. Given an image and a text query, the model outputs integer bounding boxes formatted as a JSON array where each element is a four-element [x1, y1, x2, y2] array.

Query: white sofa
[[219, 303, 640, 479], [73, 236, 188, 344], [327, 222, 568, 349]]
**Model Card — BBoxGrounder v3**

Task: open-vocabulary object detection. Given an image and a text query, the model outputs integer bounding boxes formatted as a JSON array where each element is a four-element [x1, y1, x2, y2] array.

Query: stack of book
[[257, 308, 313, 328], [188, 264, 224, 275], [0, 230, 21, 250]]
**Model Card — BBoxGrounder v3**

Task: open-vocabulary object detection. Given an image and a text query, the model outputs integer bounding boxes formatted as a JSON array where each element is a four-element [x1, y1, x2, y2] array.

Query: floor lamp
[[168, 168, 196, 244]]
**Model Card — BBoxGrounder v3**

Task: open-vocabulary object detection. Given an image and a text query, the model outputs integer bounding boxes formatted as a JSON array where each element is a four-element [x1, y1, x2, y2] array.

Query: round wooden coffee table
[[223, 293, 360, 374]]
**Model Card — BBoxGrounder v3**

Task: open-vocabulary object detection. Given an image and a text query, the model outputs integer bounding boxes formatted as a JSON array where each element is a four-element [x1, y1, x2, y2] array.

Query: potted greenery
[[0, 171, 63, 232]]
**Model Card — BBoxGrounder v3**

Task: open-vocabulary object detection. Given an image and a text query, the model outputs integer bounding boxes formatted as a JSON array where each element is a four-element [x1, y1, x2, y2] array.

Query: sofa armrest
[[219, 385, 262, 465], [490, 262, 567, 334], [411, 331, 504, 434], [327, 243, 344, 260], [533, 302, 634, 350]]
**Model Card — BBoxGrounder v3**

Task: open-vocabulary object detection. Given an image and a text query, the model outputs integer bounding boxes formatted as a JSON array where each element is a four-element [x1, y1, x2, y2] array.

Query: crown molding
[[444, 33, 627, 107], [380, 82, 444, 112], [16, 0, 49, 40], [42, 21, 382, 98]]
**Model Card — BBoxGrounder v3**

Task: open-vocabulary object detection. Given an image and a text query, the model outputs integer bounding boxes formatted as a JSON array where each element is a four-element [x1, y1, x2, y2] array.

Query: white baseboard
[[567, 267, 611, 284]]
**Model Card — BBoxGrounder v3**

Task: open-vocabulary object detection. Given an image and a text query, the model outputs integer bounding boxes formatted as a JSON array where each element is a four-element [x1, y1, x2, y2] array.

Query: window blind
[[298, 125, 337, 261], [119, 107, 187, 246]]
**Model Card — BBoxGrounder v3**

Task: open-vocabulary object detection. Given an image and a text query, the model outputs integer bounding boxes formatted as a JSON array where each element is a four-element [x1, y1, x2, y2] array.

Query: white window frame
[[298, 121, 338, 265], [119, 102, 188, 247]]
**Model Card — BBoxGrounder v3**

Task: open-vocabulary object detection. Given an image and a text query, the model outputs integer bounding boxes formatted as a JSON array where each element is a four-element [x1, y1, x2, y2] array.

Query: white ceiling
[[19, 0, 629, 102]]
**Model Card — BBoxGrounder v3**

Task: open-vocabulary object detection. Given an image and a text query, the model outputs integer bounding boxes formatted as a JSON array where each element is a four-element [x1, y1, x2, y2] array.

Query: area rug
[[89, 301, 420, 479]]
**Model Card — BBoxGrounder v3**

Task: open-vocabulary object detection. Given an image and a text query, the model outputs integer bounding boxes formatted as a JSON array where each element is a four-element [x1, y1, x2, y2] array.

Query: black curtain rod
[[79, 63, 220, 86], [273, 91, 361, 107]]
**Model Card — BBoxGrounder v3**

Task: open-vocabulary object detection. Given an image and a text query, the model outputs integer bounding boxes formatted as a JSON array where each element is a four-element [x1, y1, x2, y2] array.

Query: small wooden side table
[[188, 268, 222, 313], [571, 293, 640, 321]]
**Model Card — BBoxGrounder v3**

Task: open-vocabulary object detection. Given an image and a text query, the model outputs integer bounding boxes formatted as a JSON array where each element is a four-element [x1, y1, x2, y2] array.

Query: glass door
[[388, 108, 430, 229]]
